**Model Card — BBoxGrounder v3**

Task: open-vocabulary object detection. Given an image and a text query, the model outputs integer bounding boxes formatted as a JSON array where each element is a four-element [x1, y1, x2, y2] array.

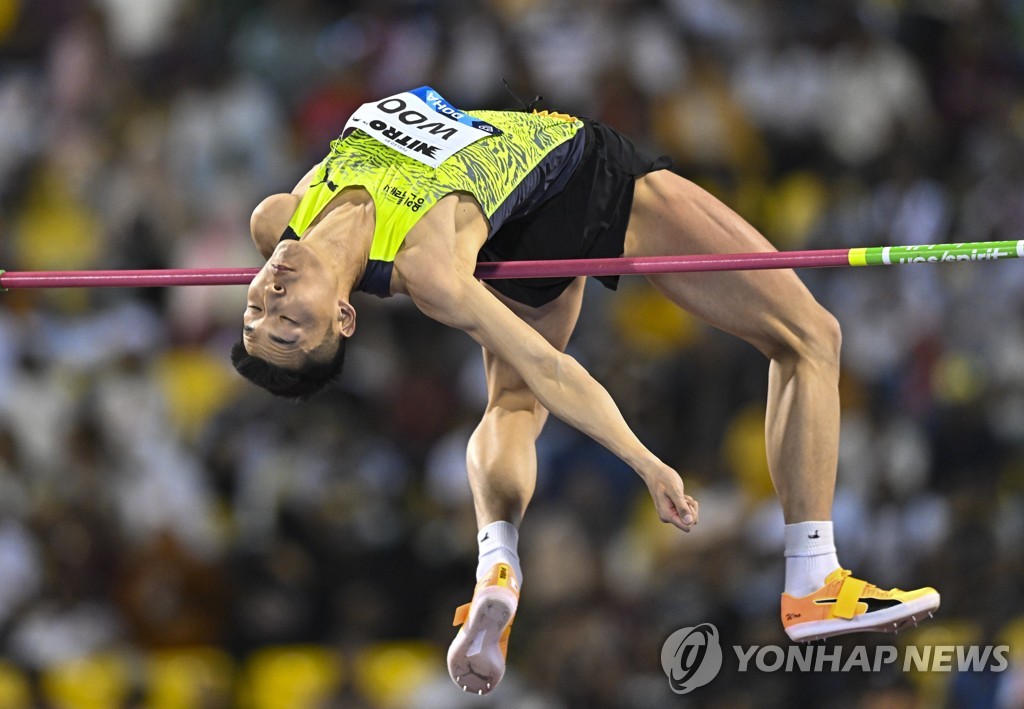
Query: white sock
[[784, 521, 840, 597], [476, 521, 522, 588]]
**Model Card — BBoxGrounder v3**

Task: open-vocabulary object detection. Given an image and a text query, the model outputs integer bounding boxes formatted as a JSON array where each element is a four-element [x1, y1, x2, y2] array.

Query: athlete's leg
[[626, 173, 843, 520], [467, 278, 586, 529], [625, 171, 938, 641], [626, 171, 840, 521], [449, 278, 584, 695]]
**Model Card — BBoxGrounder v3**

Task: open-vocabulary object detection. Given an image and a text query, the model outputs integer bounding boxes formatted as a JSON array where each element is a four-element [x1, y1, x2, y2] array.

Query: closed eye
[[269, 335, 297, 345]]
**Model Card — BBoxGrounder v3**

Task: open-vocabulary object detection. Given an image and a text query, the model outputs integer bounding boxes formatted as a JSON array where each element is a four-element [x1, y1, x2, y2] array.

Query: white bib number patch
[[344, 86, 501, 168]]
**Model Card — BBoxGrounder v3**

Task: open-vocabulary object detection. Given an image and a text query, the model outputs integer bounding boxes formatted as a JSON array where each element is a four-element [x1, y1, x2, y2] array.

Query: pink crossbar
[[0, 250, 853, 289]]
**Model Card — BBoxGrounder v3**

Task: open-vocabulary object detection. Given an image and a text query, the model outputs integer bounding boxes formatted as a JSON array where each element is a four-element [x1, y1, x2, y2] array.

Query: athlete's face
[[242, 240, 342, 368]]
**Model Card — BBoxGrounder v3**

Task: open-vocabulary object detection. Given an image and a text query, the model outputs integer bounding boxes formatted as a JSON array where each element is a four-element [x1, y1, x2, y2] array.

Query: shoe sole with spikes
[[786, 592, 940, 643], [448, 584, 517, 695]]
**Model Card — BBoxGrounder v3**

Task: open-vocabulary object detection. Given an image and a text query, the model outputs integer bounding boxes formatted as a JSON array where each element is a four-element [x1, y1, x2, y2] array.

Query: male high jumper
[[232, 87, 940, 695]]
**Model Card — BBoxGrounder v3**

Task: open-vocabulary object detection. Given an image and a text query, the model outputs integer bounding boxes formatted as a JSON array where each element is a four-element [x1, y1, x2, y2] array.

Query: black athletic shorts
[[477, 118, 673, 307]]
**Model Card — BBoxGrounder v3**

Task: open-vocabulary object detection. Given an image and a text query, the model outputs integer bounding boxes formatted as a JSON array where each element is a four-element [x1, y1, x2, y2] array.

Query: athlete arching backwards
[[233, 86, 940, 695]]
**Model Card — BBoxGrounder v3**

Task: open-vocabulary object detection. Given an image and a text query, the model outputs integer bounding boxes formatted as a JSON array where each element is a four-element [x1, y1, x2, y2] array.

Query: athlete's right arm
[[401, 261, 699, 532]]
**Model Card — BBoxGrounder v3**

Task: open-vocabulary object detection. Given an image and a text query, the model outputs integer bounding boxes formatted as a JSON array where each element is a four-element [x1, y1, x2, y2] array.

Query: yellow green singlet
[[284, 109, 583, 296]]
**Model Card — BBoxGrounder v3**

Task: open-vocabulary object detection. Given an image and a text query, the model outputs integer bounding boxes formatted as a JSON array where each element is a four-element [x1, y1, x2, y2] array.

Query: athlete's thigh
[[624, 171, 827, 355], [480, 277, 585, 410]]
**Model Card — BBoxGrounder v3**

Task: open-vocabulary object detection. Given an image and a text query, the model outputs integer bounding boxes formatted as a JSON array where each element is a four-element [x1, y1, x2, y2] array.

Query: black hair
[[231, 336, 347, 401]]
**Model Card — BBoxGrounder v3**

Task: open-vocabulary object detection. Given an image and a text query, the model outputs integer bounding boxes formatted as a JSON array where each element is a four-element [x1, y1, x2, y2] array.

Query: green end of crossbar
[[0, 270, 6, 292], [849, 241, 1023, 267]]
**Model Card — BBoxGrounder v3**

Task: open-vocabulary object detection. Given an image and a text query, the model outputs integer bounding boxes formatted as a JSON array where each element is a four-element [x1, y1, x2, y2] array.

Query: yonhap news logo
[[660, 624, 724, 694], [660, 623, 1010, 695]]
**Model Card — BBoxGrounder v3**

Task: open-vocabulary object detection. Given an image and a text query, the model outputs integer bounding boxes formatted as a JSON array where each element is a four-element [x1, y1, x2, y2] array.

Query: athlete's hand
[[641, 465, 699, 533]]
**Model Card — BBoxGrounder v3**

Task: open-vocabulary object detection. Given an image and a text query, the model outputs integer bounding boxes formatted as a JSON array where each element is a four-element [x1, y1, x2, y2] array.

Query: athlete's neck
[[303, 188, 375, 298]]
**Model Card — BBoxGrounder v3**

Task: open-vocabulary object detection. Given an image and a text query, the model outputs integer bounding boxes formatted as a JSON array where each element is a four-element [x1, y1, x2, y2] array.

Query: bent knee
[[763, 303, 841, 368], [481, 385, 549, 438]]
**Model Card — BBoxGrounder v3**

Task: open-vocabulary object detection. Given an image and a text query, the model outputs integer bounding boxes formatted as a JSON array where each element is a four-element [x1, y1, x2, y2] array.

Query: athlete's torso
[[285, 94, 584, 297]]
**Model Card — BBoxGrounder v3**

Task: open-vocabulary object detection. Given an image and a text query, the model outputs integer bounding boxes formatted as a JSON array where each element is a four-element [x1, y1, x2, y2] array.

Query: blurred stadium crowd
[[1, 0, 1024, 706]]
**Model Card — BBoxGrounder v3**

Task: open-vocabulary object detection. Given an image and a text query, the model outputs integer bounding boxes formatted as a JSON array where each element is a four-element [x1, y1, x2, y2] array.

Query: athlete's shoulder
[[467, 109, 583, 144], [471, 108, 581, 125]]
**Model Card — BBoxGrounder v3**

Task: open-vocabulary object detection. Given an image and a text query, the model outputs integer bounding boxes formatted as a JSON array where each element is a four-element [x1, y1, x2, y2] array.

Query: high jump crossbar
[[1, 240, 1021, 290]]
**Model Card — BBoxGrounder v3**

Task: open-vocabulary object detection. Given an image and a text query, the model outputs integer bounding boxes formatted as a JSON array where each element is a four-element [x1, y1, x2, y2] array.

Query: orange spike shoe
[[447, 563, 520, 695], [782, 568, 940, 642]]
